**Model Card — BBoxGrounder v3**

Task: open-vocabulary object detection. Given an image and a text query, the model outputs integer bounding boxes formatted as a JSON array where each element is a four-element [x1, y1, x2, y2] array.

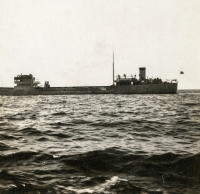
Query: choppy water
[[0, 93, 200, 194]]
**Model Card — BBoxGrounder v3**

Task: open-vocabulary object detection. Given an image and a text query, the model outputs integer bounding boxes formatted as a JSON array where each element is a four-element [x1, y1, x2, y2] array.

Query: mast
[[113, 50, 114, 85]]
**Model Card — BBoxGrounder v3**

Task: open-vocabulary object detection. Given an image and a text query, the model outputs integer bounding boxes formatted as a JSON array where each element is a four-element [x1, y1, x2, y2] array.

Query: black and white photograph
[[0, 0, 200, 193]]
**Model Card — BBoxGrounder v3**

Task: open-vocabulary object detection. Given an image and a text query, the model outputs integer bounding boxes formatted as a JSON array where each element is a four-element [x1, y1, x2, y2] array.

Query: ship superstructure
[[14, 74, 34, 89], [115, 67, 167, 86], [14, 74, 41, 92]]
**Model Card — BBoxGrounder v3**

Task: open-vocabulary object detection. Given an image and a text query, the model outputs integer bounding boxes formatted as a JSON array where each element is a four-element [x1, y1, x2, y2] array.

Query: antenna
[[113, 50, 114, 85]]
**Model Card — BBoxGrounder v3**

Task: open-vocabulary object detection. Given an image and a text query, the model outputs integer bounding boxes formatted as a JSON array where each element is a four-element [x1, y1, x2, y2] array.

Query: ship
[[0, 52, 178, 95], [0, 67, 178, 95]]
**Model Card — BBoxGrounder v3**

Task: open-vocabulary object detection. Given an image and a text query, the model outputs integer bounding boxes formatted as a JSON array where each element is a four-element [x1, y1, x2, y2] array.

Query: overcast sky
[[0, 0, 199, 89]]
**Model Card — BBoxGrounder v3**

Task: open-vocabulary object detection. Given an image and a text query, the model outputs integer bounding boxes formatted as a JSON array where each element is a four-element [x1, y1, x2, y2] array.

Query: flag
[[180, 71, 184, 74]]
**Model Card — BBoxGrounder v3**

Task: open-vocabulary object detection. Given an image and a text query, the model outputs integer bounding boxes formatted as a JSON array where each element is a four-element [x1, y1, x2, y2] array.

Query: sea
[[0, 92, 200, 194]]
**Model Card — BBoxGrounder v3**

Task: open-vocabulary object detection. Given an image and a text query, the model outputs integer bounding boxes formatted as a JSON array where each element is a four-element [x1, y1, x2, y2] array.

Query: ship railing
[[14, 74, 33, 78], [165, 79, 178, 83], [116, 75, 135, 79]]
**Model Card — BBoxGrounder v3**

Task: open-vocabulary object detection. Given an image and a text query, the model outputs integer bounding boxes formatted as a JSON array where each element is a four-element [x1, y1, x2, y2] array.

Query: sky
[[0, 0, 200, 89]]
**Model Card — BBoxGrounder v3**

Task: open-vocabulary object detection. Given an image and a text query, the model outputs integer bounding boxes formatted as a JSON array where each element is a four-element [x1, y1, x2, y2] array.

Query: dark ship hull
[[0, 83, 178, 96]]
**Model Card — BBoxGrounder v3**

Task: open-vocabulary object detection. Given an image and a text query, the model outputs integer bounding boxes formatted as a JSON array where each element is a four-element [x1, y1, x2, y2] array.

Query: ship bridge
[[14, 74, 39, 90]]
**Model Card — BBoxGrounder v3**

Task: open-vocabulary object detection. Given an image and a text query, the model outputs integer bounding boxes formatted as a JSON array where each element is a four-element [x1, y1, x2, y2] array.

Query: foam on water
[[66, 176, 126, 194]]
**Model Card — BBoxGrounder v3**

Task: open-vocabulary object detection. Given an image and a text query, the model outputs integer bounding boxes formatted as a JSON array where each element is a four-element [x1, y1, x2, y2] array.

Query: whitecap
[[66, 176, 127, 194]]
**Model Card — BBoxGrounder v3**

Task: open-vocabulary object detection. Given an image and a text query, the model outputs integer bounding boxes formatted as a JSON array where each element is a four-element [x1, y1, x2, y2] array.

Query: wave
[[52, 111, 67, 116], [0, 122, 9, 126], [0, 170, 56, 194], [48, 133, 72, 139], [1, 94, 200, 193], [89, 119, 169, 129], [66, 176, 147, 194], [49, 122, 72, 126], [18, 127, 44, 136], [6, 116, 25, 120], [0, 148, 199, 193], [0, 134, 16, 140], [0, 151, 37, 163], [59, 148, 200, 184], [36, 136, 49, 141], [90, 121, 130, 127], [0, 143, 10, 151], [49, 119, 93, 127], [184, 103, 199, 106]]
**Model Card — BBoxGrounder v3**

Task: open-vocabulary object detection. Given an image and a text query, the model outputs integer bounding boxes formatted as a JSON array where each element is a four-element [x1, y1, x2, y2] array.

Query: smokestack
[[139, 67, 146, 81]]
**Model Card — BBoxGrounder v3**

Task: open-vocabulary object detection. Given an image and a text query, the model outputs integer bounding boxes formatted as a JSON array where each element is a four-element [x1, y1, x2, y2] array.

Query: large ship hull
[[0, 83, 178, 95]]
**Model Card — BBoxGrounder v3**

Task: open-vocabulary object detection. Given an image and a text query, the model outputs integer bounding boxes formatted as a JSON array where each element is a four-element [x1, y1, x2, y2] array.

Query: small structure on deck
[[44, 81, 50, 90]]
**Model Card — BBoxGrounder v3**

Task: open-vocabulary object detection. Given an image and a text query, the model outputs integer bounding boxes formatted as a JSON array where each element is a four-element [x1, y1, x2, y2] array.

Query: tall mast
[[113, 50, 114, 85]]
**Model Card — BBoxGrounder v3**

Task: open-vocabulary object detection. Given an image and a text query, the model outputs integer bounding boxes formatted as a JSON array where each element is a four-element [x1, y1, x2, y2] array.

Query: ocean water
[[0, 93, 200, 194]]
